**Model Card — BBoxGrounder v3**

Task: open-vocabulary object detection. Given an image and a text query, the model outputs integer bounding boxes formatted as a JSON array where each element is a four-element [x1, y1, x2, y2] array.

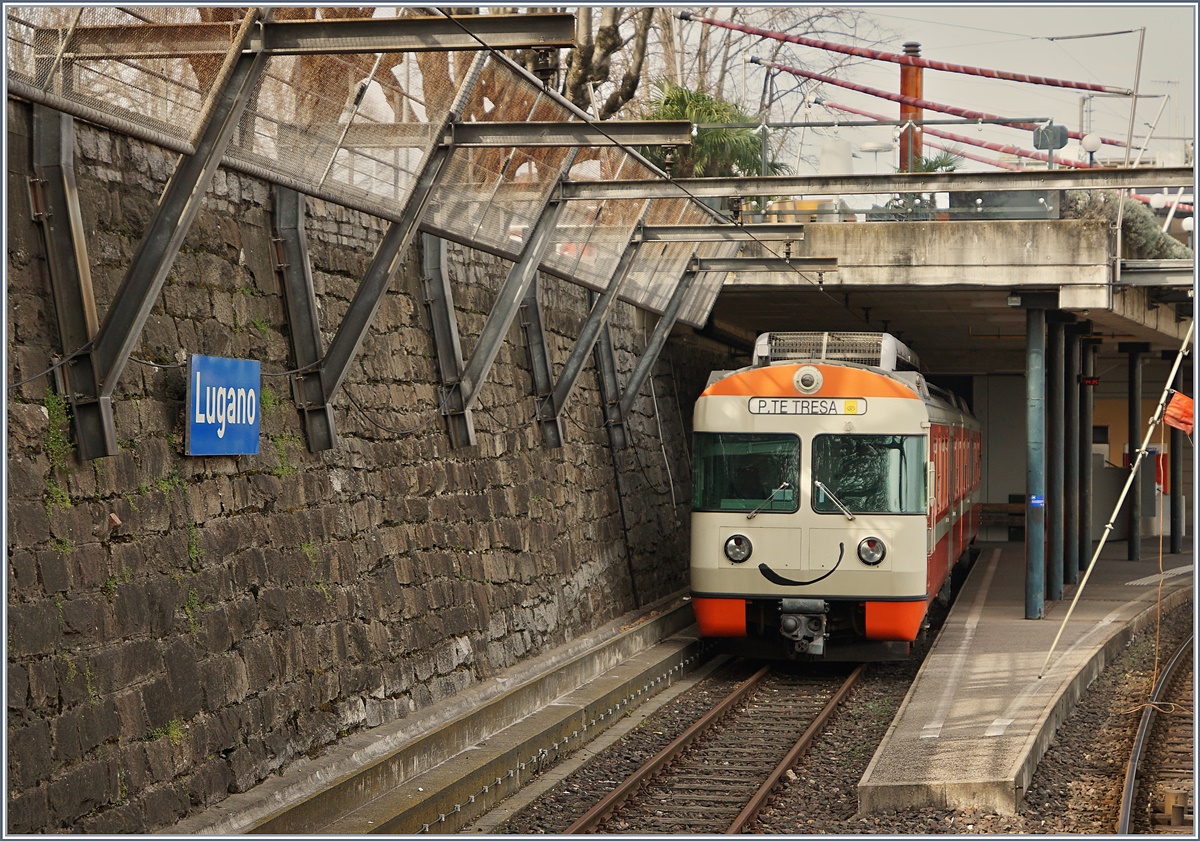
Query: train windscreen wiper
[[814, 480, 856, 520], [746, 482, 791, 520]]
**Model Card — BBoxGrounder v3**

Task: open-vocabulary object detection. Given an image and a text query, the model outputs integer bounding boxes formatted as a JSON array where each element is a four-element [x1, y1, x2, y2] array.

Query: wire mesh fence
[[7, 6, 728, 327]]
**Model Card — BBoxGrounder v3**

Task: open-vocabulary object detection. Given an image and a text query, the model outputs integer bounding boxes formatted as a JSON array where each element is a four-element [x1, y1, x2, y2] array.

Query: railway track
[[1118, 633, 1194, 835], [562, 662, 865, 834]]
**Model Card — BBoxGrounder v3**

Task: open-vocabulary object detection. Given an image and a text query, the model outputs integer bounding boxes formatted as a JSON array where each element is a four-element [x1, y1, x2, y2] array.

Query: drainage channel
[[234, 595, 707, 835]]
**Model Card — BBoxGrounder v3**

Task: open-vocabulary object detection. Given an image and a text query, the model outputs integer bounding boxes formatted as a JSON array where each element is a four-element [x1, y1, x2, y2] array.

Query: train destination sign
[[748, 397, 866, 416], [186, 354, 261, 456]]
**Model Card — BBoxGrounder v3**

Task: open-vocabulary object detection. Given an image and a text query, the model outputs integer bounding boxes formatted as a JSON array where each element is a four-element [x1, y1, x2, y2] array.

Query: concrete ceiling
[[700, 219, 1192, 378], [706, 283, 1194, 376], [707, 286, 1030, 374]]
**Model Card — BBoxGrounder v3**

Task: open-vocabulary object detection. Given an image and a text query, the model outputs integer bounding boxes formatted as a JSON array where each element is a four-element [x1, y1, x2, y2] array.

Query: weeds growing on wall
[[43, 390, 74, 511]]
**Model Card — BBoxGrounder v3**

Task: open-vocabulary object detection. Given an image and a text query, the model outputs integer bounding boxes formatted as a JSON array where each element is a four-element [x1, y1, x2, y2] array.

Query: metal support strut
[[532, 240, 644, 448], [441, 196, 568, 447], [273, 186, 337, 452], [73, 47, 268, 458], [30, 105, 105, 456], [617, 270, 697, 431]]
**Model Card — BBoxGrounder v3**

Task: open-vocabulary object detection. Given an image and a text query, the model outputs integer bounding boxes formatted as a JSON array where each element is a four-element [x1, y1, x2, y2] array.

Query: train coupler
[[779, 598, 828, 656]]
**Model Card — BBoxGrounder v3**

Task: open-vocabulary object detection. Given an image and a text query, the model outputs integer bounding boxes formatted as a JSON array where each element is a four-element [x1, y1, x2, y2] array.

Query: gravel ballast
[[485, 598, 1192, 834]]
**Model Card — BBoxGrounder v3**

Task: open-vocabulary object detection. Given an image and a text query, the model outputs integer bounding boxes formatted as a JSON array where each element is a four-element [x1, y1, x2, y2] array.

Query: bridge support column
[[1119, 342, 1151, 559], [1063, 322, 1089, 585], [1165, 351, 1187, 554], [1079, 338, 1101, 568], [1046, 317, 1065, 601], [1018, 294, 1053, 619]]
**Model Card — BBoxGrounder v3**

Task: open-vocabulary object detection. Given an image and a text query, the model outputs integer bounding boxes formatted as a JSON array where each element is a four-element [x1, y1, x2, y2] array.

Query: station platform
[[858, 538, 1194, 815]]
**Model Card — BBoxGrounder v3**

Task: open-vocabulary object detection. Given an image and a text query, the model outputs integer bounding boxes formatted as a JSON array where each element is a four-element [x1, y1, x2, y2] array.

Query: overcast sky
[[793, 2, 1196, 172]]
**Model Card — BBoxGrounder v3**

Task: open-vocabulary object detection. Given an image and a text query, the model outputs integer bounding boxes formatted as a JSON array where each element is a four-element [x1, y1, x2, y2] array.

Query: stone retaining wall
[[5, 100, 737, 833]]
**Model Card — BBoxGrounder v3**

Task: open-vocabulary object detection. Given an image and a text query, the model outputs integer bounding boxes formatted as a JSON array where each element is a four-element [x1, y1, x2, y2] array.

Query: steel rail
[[726, 663, 867, 834], [563, 664, 865, 834], [1117, 633, 1194, 834], [563, 664, 772, 833]]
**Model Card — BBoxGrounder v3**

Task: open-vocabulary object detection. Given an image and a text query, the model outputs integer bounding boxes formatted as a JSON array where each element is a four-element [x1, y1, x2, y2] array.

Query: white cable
[[1038, 321, 1194, 678], [646, 327, 678, 512]]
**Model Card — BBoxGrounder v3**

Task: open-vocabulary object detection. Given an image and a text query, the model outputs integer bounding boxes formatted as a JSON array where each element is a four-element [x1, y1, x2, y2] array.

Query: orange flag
[[1164, 391, 1194, 435]]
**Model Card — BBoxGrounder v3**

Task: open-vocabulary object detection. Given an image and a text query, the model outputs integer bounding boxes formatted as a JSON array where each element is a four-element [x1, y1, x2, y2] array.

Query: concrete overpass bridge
[[708, 217, 1192, 374]]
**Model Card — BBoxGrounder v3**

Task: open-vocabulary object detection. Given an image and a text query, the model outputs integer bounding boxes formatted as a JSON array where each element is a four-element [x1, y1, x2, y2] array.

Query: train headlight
[[794, 365, 823, 394], [857, 537, 887, 566], [724, 534, 753, 563]]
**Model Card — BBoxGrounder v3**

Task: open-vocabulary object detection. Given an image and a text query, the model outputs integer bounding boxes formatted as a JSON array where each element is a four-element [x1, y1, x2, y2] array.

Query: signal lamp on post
[[1033, 123, 1068, 169]]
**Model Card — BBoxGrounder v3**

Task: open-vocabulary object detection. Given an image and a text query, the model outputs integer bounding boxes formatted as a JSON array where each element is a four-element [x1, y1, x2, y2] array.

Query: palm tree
[[638, 81, 791, 179], [908, 150, 961, 174]]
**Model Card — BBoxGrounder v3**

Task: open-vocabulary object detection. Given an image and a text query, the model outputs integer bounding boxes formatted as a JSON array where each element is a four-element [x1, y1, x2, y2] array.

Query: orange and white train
[[689, 332, 981, 660]]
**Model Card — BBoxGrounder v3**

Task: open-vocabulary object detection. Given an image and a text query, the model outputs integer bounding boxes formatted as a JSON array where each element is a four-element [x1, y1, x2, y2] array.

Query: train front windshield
[[692, 433, 800, 513], [811, 434, 926, 515]]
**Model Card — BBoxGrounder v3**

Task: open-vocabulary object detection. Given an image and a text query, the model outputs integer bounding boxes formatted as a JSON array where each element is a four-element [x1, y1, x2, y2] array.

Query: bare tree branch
[[598, 7, 652, 120]]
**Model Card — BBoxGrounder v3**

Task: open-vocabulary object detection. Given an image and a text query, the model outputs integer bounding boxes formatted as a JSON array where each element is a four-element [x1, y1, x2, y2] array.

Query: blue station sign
[[186, 354, 261, 456]]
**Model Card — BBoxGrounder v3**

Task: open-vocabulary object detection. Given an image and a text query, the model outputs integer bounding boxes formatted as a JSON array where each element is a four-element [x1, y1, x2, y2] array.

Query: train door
[[928, 424, 952, 599], [926, 432, 936, 559]]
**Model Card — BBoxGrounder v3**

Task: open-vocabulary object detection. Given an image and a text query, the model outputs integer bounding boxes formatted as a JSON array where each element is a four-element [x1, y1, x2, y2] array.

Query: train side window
[[811, 434, 926, 515], [691, 433, 800, 514]]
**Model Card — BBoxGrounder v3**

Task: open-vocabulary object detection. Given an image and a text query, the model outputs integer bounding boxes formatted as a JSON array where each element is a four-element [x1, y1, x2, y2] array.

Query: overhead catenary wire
[[923, 138, 1024, 172], [8, 345, 321, 388], [820, 100, 1094, 169], [678, 11, 1135, 95], [754, 57, 1129, 147]]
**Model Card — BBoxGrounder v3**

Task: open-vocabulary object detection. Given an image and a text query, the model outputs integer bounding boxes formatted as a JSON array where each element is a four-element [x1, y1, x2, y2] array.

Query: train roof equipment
[[751, 332, 921, 372]]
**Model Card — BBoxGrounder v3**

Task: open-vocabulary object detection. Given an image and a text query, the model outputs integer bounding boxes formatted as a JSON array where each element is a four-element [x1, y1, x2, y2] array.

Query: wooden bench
[[980, 502, 1025, 528]]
